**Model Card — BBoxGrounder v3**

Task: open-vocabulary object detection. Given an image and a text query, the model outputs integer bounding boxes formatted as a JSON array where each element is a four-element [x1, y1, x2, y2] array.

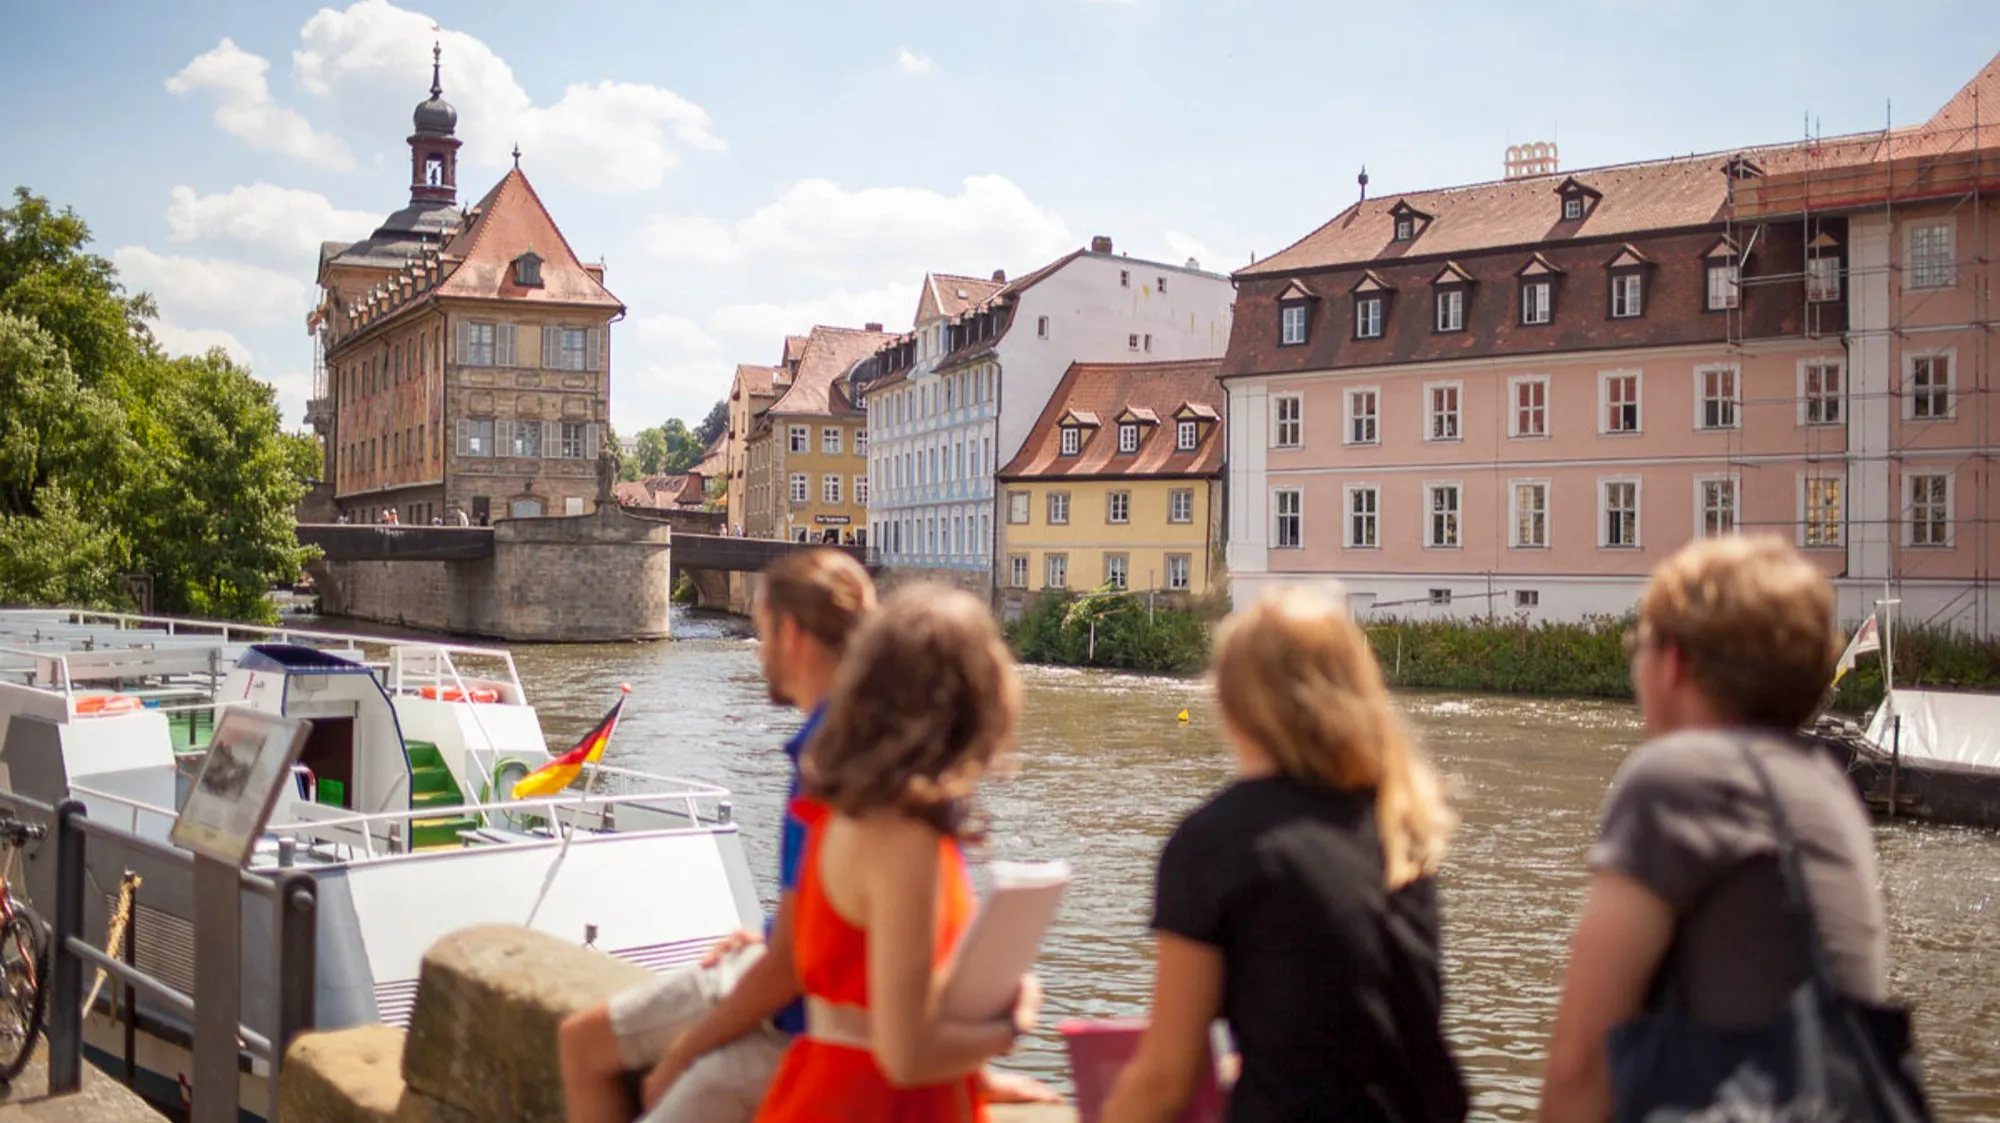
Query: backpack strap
[[1732, 736, 1840, 994]]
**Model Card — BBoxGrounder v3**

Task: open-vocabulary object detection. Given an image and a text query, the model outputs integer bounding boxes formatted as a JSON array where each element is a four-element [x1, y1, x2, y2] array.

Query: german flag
[[512, 687, 629, 799]]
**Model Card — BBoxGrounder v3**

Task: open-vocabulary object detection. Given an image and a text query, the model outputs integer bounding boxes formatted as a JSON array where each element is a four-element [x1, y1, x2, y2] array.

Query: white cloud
[[113, 247, 309, 326], [648, 175, 1072, 283], [615, 358, 735, 434], [1163, 230, 1218, 272], [290, 1, 723, 193], [147, 319, 254, 365], [166, 38, 356, 170], [166, 183, 379, 261], [708, 282, 919, 345], [897, 48, 935, 75], [633, 314, 726, 355], [642, 215, 741, 263]]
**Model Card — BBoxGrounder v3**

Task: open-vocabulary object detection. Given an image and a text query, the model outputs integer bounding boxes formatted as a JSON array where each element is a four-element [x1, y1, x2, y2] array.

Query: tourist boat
[[1803, 606, 2000, 830], [0, 609, 760, 1118]]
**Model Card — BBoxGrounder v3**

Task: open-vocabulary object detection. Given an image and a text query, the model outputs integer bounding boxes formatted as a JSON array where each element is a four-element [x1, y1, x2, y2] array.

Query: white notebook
[[940, 859, 1070, 1022]]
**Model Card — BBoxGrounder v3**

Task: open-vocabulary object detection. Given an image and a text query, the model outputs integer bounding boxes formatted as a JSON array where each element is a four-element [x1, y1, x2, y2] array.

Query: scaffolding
[[1722, 75, 1998, 634]]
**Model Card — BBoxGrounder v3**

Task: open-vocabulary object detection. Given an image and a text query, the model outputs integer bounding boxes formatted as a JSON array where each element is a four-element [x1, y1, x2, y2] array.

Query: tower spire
[[430, 41, 443, 99]]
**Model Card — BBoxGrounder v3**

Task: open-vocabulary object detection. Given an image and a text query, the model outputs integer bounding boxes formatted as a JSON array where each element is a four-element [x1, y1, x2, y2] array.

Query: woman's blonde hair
[[1212, 586, 1454, 889]]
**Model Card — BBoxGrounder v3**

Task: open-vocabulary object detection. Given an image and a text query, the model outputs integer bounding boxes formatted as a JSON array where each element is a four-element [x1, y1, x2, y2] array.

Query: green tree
[[0, 188, 154, 389], [633, 426, 670, 476], [659, 417, 702, 473], [0, 311, 132, 518], [0, 485, 127, 608], [694, 398, 729, 447]]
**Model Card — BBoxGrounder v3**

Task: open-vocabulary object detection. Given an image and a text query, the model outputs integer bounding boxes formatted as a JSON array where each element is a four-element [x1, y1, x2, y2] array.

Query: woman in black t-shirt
[[1101, 587, 1469, 1123]]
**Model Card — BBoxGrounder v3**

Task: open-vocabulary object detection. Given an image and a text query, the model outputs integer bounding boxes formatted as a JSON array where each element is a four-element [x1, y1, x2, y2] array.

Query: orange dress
[[754, 798, 988, 1123]]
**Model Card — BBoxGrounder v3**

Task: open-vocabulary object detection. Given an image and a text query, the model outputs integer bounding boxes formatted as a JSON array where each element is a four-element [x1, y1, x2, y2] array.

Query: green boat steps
[[405, 740, 479, 849]]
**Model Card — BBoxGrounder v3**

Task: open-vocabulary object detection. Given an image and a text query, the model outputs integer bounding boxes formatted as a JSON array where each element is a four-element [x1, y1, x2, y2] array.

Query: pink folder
[[1059, 1017, 1228, 1123]]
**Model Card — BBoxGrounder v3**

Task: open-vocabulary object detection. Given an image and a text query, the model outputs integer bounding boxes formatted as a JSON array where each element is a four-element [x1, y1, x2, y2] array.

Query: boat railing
[[385, 645, 523, 807]]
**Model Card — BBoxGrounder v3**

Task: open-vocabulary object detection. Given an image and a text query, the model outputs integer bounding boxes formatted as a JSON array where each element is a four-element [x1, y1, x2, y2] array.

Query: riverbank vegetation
[[0, 188, 316, 621], [1006, 586, 1214, 675]]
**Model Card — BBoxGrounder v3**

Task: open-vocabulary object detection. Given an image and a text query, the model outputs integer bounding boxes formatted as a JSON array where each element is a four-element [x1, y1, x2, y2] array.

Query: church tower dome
[[408, 43, 461, 205]]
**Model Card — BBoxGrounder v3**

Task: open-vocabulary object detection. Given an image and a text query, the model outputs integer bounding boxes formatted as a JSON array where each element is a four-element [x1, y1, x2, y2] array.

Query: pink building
[[1222, 53, 2000, 632]]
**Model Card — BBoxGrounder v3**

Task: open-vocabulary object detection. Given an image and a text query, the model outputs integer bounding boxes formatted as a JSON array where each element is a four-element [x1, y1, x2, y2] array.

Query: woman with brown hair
[[1103, 586, 1468, 1123], [753, 585, 1039, 1123]]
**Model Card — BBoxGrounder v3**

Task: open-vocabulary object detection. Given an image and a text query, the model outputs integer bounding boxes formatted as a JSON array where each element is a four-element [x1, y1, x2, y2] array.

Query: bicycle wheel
[[0, 907, 48, 1084]]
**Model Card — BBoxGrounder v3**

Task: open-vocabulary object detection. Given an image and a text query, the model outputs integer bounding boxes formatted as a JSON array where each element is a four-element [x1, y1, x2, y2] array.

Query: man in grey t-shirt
[[1539, 535, 1889, 1123]]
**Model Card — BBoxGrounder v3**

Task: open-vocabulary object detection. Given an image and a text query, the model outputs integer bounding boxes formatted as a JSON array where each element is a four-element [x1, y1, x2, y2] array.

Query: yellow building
[[996, 359, 1225, 602], [742, 325, 893, 543]]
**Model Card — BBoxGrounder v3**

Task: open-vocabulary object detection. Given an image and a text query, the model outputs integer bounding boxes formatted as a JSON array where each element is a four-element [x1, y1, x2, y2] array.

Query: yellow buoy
[[1176, 708, 1190, 723]]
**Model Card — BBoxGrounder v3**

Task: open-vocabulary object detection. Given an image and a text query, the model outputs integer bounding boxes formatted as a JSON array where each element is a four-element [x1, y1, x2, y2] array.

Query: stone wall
[[278, 924, 1072, 1123], [875, 565, 993, 598], [309, 506, 674, 641]]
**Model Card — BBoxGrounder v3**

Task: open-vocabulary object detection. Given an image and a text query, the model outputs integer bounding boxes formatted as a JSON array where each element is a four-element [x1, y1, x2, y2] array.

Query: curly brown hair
[[802, 584, 1021, 838]]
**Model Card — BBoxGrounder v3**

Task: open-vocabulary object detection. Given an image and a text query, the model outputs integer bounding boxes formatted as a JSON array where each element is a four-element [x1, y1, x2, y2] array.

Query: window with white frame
[[1177, 420, 1198, 450], [1511, 376, 1548, 438], [557, 327, 590, 371], [821, 427, 842, 455], [1355, 297, 1383, 338], [1345, 485, 1378, 548], [1120, 269, 1131, 287], [1511, 481, 1548, 548], [1801, 360, 1843, 426], [789, 473, 809, 504], [1167, 554, 1191, 591], [854, 475, 869, 505], [1602, 371, 1641, 433], [1909, 222, 1955, 289], [1802, 474, 1843, 548], [1435, 289, 1464, 332], [1272, 394, 1303, 448], [1611, 272, 1644, 318], [1118, 424, 1140, 453], [1128, 333, 1141, 352], [1563, 196, 1584, 221], [1706, 262, 1741, 310], [1281, 303, 1309, 345], [1107, 491, 1130, 524], [1425, 483, 1461, 548], [789, 426, 809, 453], [855, 429, 868, 454], [1698, 476, 1738, 538], [1045, 553, 1068, 589], [1521, 281, 1552, 325], [822, 474, 842, 504], [1273, 488, 1302, 548], [1169, 489, 1194, 524], [1425, 382, 1461, 441], [464, 322, 497, 366], [1806, 255, 1841, 302], [1602, 480, 1639, 547], [1346, 388, 1378, 445], [1909, 352, 1953, 419], [1060, 426, 1082, 456], [1909, 472, 1952, 547], [511, 420, 541, 458], [1104, 553, 1129, 590], [1697, 365, 1739, 430], [464, 418, 494, 457], [1048, 491, 1070, 525], [1009, 554, 1029, 588], [1008, 490, 1030, 524]]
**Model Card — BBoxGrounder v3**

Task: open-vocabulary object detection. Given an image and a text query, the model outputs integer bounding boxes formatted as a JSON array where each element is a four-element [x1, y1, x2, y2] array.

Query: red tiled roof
[[782, 335, 810, 366], [768, 325, 897, 417], [932, 249, 1084, 371], [734, 362, 781, 400], [434, 168, 622, 307], [615, 474, 706, 509], [1000, 359, 1225, 480], [925, 272, 1005, 321]]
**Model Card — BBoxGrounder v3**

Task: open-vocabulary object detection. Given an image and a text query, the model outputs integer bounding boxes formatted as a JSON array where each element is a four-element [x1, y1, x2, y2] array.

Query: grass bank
[[1006, 588, 1214, 676]]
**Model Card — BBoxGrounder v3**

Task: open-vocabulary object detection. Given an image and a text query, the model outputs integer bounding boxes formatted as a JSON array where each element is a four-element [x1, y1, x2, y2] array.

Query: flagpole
[[1876, 597, 1901, 713]]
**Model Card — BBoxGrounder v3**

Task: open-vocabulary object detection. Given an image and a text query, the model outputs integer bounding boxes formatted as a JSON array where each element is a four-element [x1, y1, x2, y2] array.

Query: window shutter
[[543, 420, 558, 459], [495, 419, 513, 457], [496, 324, 516, 367], [456, 418, 469, 456], [455, 320, 469, 364], [587, 326, 603, 372], [543, 326, 560, 370], [585, 423, 601, 461]]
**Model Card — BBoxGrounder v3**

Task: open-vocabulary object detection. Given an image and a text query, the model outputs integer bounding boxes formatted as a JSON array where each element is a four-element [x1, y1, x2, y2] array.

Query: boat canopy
[[1867, 689, 2000, 769]]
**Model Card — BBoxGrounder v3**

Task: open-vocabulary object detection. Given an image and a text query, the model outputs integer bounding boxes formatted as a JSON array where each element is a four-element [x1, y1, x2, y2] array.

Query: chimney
[[1504, 142, 1559, 181], [1089, 235, 1113, 254], [991, 269, 1006, 283], [864, 322, 883, 332]]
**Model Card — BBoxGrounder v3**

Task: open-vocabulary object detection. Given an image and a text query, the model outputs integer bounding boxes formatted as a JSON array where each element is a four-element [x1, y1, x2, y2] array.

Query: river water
[[500, 610, 1999, 1121]]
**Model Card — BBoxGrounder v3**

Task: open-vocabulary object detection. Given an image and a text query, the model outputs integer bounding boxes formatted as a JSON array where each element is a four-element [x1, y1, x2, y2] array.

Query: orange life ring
[[75, 694, 142, 716], [418, 684, 500, 704]]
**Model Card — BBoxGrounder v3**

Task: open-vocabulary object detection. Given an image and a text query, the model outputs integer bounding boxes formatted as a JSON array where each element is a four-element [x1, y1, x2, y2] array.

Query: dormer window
[[512, 249, 544, 288], [1349, 271, 1393, 341], [1388, 200, 1432, 243], [1118, 423, 1140, 453], [1431, 262, 1473, 334], [1176, 420, 1198, 451], [1517, 253, 1562, 326], [1807, 231, 1843, 303], [1704, 238, 1742, 311], [1277, 279, 1317, 346], [1553, 177, 1602, 224], [1061, 426, 1081, 456], [1606, 245, 1650, 319]]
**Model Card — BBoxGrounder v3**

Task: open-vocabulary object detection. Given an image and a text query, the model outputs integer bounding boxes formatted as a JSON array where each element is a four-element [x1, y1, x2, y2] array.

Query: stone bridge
[[297, 524, 871, 575]]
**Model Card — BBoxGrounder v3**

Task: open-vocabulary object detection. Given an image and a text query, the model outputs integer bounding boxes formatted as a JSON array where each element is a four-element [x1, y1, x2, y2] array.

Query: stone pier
[[279, 925, 1075, 1123]]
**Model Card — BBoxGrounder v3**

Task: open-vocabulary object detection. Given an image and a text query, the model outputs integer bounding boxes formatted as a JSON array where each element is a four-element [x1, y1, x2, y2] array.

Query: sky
[[1, 1, 1993, 436]]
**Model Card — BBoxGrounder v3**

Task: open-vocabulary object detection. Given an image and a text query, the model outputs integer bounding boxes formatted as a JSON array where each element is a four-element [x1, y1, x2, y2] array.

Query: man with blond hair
[[1541, 535, 1893, 1122]]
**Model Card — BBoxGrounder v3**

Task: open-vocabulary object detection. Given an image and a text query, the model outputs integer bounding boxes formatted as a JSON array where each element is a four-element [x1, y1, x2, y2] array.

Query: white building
[[859, 238, 1236, 585]]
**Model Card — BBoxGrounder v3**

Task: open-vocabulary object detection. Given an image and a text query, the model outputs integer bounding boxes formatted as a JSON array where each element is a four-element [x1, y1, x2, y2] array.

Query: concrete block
[[277, 1024, 406, 1123], [401, 925, 651, 1123]]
